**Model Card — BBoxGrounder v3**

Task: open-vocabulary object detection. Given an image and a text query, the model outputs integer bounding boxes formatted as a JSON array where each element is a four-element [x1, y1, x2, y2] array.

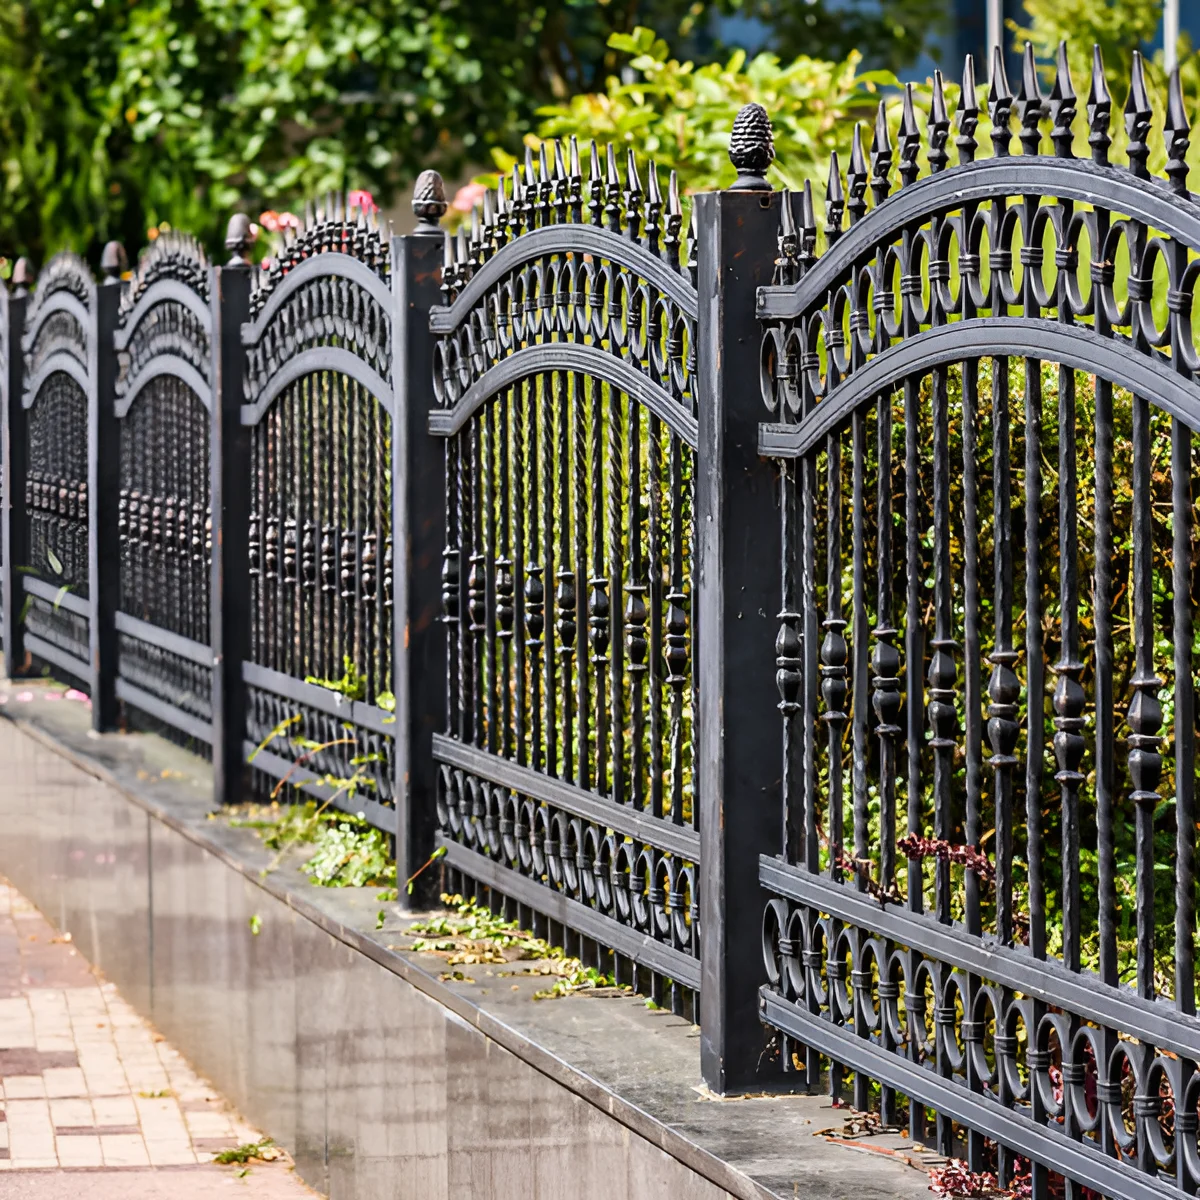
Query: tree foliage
[[523, 27, 898, 197], [0, 0, 950, 267]]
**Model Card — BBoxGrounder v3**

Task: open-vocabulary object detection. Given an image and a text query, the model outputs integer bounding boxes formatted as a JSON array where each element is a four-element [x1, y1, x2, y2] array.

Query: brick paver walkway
[[0, 879, 319, 1196]]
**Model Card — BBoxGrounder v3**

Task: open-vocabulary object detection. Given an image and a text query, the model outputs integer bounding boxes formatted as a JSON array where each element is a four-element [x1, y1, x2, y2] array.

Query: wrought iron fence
[[428, 143, 701, 1012], [0, 40, 1198, 1200], [757, 42, 1200, 1200]]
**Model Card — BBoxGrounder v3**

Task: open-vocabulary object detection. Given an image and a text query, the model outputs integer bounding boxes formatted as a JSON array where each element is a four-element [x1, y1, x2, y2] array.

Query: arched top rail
[[758, 316, 1200, 459], [23, 351, 92, 410], [757, 158, 1200, 323], [115, 357, 212, 418], [431, 225, 697, 336], [240, 347, 393, 426], [114, 278, 212, 350], [21, 291, 91, 357], [241, 253, 393, 348], [428, 342, 697, 447]]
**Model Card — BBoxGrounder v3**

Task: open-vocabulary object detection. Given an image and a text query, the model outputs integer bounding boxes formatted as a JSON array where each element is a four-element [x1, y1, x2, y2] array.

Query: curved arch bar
[[758, 158, 1200, 320], [115, 357, 212, 418], [429, 344, 697, 448], [23, 351, 91, 409], [241, 254, 393, 347], [430, 225, 698, 335], [240, 347, 393, 426], [759, 317, 1200, 459], [114, 278, 212, 350], [21, 291, 91, 356]]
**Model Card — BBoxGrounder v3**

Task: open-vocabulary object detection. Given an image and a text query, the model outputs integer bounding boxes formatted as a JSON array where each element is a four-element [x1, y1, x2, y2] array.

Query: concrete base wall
[[0, 717, 736, 1200]]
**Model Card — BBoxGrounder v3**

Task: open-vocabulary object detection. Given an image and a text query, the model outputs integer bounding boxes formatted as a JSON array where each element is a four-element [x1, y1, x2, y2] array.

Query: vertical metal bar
[[1, 280, 28, 673], [1129, 381, 1162, 1001], [90, 260, 121, 729], [695, 186, 781, 1093], [648, 414, 665, 817], [393, 224, 449, 905], [211, 232, 252, 807], [607, 379, 625, 806]]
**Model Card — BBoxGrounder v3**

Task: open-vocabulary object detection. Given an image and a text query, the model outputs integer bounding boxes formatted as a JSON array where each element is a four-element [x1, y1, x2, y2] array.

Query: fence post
[[88, 243, 126, 729], [696, 117, 783, 1093], [210, 217, 253, 807], [1, 260, 32, 676], [392, 174, 447, 907]]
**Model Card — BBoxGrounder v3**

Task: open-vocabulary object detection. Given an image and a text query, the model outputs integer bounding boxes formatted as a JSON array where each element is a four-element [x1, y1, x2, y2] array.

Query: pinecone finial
[[729, 102, 775, 191], [413, 169, 448, 234]]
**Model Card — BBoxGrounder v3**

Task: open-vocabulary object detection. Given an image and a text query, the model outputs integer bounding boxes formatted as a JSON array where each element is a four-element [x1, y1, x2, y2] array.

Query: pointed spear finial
[[777, 188, 798, 283], [870, 100, 893, 205], [605, 143, 622, 232], [645, 161, 662, 254], [928, 69, 951, 172], [1016, 43, 1044, 156], [798, 179, 817, 267], [412, 169, 447, 235], [567, 136, 582, 217], [440, 220, 457, 296], [587, 140, 604, 226], [1087, 44, 1112, 165], [957, 54, 980, 164], [510, 164, 526, 232], [989, 44, 1014, 157], [455, 226, 470, 280], [847, 126, 868, 223], [1124, 50, 1152, 177], [1165, 67, 1191, 193], [1049, 41, 1077, 158], [664, 169, 683, 269], [899, 83, 921, 186], [625, 150, 644, 241], [824, 151, 845, 243], [728, 102, 775, 190], [11, 257, 34, 297]]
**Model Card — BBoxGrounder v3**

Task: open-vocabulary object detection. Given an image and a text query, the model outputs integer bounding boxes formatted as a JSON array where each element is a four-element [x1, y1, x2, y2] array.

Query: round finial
[[100, 241, 128, 284], [412, 169, 448, 234], [10, 257, 34, 297], [224, 213, 256, 265], [729, 103, 775, 190]]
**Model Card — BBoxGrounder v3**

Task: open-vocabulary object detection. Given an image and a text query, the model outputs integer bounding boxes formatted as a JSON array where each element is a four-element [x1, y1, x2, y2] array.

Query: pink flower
[[277, 211, 300, 230], [452, 182, 487, 213], [348, 189, 377, 213], [259, 210, 281, 232], [15, 691, 33, 702], [65, 689, 88, 703], [260, 257, 273, 270]]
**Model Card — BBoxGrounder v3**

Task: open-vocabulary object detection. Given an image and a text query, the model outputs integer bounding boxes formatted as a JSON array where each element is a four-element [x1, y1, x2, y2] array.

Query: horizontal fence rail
[[0, 44, 1197, 1198]]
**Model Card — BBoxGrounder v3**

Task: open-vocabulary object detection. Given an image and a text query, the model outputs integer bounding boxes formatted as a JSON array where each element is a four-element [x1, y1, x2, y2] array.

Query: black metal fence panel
[[756, 44, 1200, 1200], [114, 234, 214, 745], [20, 253, 94, 686], [4, 53, 1200, 1190], [241, 200, 397, 833], [429, 144, 702, 1011]]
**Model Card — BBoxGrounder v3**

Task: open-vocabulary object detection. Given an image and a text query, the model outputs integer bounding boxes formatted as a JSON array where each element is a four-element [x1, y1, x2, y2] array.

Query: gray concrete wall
[[0, 715, 738, 1200]]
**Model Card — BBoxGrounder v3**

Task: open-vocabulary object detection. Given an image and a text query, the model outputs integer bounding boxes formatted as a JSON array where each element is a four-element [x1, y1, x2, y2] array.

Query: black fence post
[[695, 148, 783, 1092], [89, 243, 126, 730], [210, 217, 253, 807], [1, 260, 32, 676], [392, 175, 447, 907]]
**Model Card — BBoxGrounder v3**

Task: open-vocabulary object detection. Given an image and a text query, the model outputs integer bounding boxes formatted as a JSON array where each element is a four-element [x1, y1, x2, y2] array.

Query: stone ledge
[[0, 676, 930, 1200]]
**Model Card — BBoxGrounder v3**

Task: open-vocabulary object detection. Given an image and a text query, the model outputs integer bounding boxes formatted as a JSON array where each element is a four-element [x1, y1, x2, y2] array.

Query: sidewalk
[[0, 878, 319, 1197]]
